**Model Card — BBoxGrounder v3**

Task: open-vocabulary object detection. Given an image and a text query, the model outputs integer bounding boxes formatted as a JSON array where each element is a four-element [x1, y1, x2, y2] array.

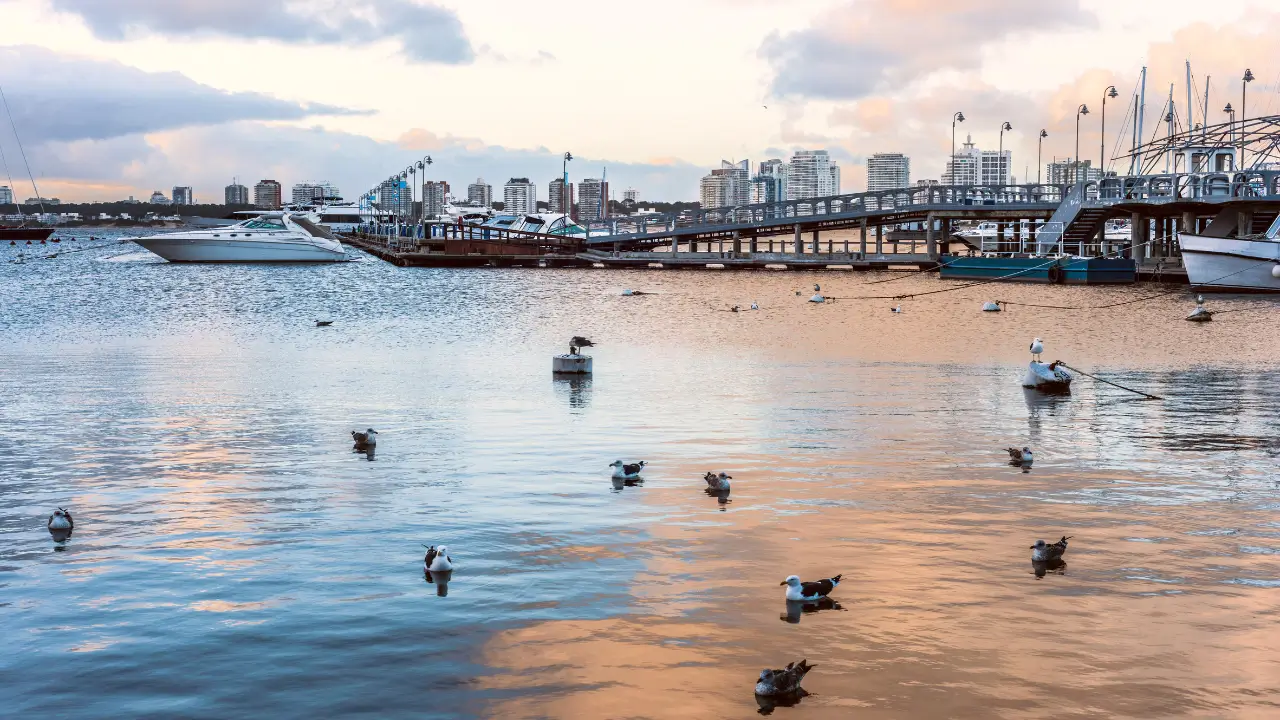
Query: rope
[[1056, 362, 1163, 400]]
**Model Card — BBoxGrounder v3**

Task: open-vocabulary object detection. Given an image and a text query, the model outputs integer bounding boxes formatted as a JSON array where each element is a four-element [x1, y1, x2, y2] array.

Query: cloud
[[0, 45, 363, 144], [760, 0, 1096, 100], [49, 0, 474, 64], [24, 122, 707, 203]]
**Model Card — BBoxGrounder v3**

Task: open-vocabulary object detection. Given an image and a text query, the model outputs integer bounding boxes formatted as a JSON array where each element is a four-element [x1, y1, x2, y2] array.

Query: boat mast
[[1132, 67, 1147, 175], [0, 83, 44, 219], [1186, 60, 1193, 136]]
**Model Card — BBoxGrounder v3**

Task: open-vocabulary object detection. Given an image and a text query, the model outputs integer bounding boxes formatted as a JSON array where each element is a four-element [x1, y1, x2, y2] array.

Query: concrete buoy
[[1186, 294, 1212, 322], [555, 335, 594, 374], [982, 301, 1001, 312]]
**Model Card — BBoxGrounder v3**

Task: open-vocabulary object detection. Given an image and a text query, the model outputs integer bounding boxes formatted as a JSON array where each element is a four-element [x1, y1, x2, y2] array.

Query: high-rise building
[[577, 178, 608, 221], [916, 179, 940, 187], [150, 191, 170, 204], [623, 187, 638, 204], [467, 178, 493, 207], [979, 150, 1011, 185], [751, 159, 788, 204], [172, 186, 193, 205], [0, 185, 13, 205], [700, 171, 731, 209], [943, 135, 1011, 185], [377, 178, 412, 217], [720, 160, 750, 207], [548, 179, 574, 214], [291, 181, 339, 205], [866, 153, 911, 191], [1045, 160, 1102, 185], [254, 180, 283, 209], [421, 181, 447, 218], [787, 150, 833, 200], [224, 182, 249, 205], [829, 163, 841, 195], [503, 178, 537, 215]]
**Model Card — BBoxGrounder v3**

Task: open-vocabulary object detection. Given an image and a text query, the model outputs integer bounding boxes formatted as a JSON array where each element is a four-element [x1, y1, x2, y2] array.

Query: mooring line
[[1055, 362, 1163, 400]]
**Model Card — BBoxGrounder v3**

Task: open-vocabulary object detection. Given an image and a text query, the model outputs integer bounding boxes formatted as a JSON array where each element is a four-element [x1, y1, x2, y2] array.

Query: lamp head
[[1039, 129, 1048, 138], [1079, 104, 1090, 115], [564, 151, 573, 161], [1224, 102, 1234, 114], [1002, 121, 1013, 131], [425, 155, 433, 164], [955, 111, 965, 123], [1107, 86, 1118, 98], [1244, 69, 1254, 83]]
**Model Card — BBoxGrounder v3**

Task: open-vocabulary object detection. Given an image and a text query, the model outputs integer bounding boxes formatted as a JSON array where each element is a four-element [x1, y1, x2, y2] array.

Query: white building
[[467, 178, 493, 207], [720, 160, 750, 207], [172, 186, 193, 205], [291, 181, 339, 205], [0, 185, 12, 205], [866, 153, 911, 191], [1046, 160, 1103, 185], [548, 179, 573, 214], [699, 171, 731, 209], [577, 178, 608, 221], [979, 150, 1011, 185], [623, 187, 638, 204], [787, 150, 833, 200], [254, 180, 282, 209], [943, 135, 1010, 185], [829, 163, 841, 195], [150, 191, 170, 204], [503, 178, 537, 215], [751, 159, 788, 204], [377, 178, 412, 217]]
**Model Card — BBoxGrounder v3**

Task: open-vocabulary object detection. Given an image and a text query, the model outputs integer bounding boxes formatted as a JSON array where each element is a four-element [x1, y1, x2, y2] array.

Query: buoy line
[[1053, 361, 1163, 400]]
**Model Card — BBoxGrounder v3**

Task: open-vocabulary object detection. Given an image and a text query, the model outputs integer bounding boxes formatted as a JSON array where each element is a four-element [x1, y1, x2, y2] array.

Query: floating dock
[[939, 256, 1137, 284]]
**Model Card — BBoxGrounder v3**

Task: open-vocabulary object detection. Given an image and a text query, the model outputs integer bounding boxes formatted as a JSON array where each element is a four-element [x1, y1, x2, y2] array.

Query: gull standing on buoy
[[423, 545, 453, 572], [1186, 294, 1213, 322], [703, 472, 731, 491], [610, 460, 646, 481], [1030, 536, 1071, 562], [1006, 447, 1033, 464], [1029, 337, 1044, 362], [755, 659, 816, 697], [781, 574, 842, 601], [809, 284, 825, 303]]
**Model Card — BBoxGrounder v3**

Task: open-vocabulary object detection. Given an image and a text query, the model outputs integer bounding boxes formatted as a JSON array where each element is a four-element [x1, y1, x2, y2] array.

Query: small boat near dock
[[940, 255, 1136, 284]]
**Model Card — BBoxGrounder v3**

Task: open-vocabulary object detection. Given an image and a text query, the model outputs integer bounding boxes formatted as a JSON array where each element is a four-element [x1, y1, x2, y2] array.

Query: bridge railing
[[1095, 170, 1280, 203], [582, 182, 1069, 242]]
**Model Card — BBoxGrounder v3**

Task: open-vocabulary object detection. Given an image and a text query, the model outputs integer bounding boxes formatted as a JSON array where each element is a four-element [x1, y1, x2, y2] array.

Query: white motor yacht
[[131, 212, 347, 263], [1180, 213, 1280, 292]]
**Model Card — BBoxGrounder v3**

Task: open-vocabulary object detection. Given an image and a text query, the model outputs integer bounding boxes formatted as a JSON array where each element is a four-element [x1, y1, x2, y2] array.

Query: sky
[[0, 0, 1277, 203]]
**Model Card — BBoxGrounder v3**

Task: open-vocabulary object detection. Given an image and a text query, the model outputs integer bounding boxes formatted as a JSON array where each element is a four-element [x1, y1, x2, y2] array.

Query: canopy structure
[[1121, 114, 1280, 174]]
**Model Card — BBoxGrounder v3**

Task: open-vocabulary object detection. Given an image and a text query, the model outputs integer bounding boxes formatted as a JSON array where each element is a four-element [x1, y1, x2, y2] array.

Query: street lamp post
[[1101, 85, 1118, 176], [1075, 104, 1090, 185], [951, 111, 965, 184], [1241, 68, 1254, 168], [561, 152, 573, 234], [1224, 103, 1236, 170], [998, 121, 1012, 185], [1037, 129, 1048, 184]]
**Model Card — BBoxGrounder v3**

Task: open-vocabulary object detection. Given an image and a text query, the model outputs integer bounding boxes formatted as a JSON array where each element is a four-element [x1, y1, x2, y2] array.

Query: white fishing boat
[[1180, 214, 1280, 292], [131, 212, 347, 262]]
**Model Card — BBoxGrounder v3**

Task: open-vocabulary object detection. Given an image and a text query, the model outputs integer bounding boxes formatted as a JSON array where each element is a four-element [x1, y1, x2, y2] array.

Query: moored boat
[[1180, 232, 1280, 293], [131, 212, 347, 263], [0, 225, 55, 241]]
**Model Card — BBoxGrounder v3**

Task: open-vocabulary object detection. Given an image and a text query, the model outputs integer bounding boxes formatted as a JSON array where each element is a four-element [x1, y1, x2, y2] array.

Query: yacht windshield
[[243, 218, 286, 230]]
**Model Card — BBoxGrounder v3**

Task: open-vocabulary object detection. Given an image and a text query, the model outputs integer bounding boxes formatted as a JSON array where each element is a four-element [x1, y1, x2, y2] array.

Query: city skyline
[[0, 1, 1275, 204]]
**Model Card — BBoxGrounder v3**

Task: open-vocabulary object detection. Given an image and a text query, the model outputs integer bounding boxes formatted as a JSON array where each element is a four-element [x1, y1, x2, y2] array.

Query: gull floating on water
[[755, 659, 816, 697], [781, 574, 842, 602], [315, 320, 333, 327], [703, 471, 732, 491], [610, 460, 646, 481], [47, 507, 74, 541], [1029, 337, 1044, 362], [1006, 447, 1033, 464], [1031, 536, 1071, 562], [352, 428, 377, 452], [423, 544, 453, 572]]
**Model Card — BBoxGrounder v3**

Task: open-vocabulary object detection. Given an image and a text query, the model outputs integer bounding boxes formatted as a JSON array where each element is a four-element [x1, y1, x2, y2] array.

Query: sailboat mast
[[1134, 67, 1147, 175]]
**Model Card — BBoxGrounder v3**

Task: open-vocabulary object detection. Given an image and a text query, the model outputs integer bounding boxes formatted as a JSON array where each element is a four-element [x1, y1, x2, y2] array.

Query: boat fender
[[1272, 264, 1280, 279], [1047, 263, 1064, 284]]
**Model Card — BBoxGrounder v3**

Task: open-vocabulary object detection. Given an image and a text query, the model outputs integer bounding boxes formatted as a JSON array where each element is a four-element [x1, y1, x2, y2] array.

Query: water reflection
[[755, 688, 810, 716], [1032, 558, 1067, 579], [780, 597, 842, 624], [552, 374, 592, 410], [704, 488, 731, 510], [425, 569, 453, 596]]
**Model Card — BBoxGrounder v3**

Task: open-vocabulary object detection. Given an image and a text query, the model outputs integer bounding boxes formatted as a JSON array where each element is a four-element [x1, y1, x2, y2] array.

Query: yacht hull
[[132, 237, 346, 263], [1180, 235, 1280, 292]]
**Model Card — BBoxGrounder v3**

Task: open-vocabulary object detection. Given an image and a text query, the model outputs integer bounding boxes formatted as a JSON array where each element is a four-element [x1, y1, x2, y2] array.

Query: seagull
[[751, 302, 759, 310], [781, 574, 841, 601], [1006, 447, 1033, 464], [891, 305, 902, 313], [731, 305, 741, 312], [1030, 337, 1044, 362], [1186, 294, 1213, 322], [809, 284, 825, 303], [610, 460, 646, 480], [315, 320, 333, 327], [1031, 536, 1071, 562], [352, 428, 377, 452], [703, 472, 732, 491], [47, 508, 74, 539], [755, 659, 815, 697], [423, 544, 453, 572], [570, 336, 595, 355]]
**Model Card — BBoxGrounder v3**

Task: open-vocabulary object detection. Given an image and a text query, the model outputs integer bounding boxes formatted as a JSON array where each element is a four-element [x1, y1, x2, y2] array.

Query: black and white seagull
[[1030, 536, 1071, 562], [781, 574, 841, 601], [569, 336, 595, 355], [1030, 337, 1044, 362], [755, 659, 815, 697], [1006, 447, 1033, 464], [47, 507, 74, 541], [423, 544, 453, 572], [703, 471, 732, 491], [352, 428, 377, 452], [610, 460, 646, 480]]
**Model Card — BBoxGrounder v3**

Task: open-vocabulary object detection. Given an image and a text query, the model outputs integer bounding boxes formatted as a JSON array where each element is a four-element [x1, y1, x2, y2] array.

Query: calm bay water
[[2, 230, 1279, 718]]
